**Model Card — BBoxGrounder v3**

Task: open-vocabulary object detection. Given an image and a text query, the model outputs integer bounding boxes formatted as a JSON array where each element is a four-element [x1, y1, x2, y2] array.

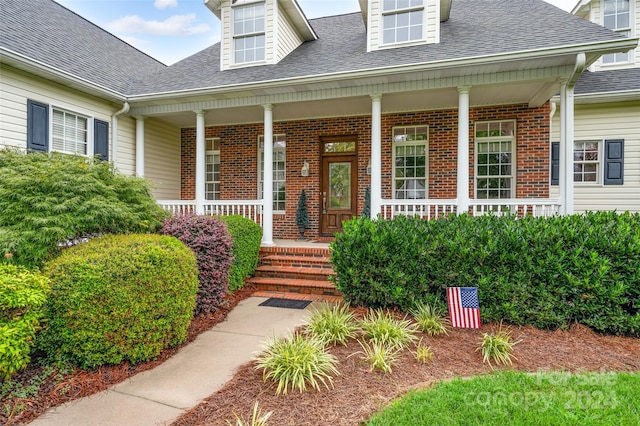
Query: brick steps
[[247, 246, 342, 303]]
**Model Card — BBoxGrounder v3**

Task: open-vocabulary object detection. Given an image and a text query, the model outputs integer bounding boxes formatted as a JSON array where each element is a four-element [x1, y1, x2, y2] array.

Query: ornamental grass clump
[[479, 324, 521, 367], [255, 333, 339, 395], [411, 302, 450, 336], [414, 339, 434, 364], [360, 309, 418, 350], [226, 401, 272, 426], [304, 303, 360, 346], [353, 340, 400, 374]]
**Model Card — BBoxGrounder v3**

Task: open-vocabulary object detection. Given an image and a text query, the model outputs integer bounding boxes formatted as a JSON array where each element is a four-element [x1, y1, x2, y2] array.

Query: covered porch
[[128, 52, 588, 246]]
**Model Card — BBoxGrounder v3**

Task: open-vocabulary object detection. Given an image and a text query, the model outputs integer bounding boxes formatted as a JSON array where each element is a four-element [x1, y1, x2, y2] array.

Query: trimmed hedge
[[38, 234, 198, 368], [162, 215, 233, 313], [0, 149, 167, 269], [219, 215, 262, 291], [331, 212, 640, 336], [0, 264, 50, 380]]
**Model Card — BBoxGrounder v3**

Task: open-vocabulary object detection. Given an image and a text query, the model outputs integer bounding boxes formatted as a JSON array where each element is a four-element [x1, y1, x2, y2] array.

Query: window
[[393, 125, 428, 199], [258, 134, 286, 211], [233, 1, 266, 64], [52, 108, 88, 155], [551, 139, 624, 185], [602, 0, 631, 64], [573, 141, 599, 183], [382, 0, 424, 45], [475, 121, 515, 199], [205, 138, 220, 200]]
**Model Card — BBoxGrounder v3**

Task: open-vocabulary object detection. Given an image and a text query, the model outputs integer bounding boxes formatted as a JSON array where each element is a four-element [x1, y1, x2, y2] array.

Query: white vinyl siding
[[143, 117, 181, 200], [551, 102, 640, 213], [276, 8, 304, 62]]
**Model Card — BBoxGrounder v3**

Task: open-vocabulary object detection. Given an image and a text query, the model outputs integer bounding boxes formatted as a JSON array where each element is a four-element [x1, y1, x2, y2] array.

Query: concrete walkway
[[31, 297, 314, 426]]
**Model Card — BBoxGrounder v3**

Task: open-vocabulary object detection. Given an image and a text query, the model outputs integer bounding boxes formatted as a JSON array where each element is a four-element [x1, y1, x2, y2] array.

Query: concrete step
[[260, 254, 332, 268]]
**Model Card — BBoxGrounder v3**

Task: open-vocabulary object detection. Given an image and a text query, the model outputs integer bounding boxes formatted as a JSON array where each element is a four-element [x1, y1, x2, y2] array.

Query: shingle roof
[[131, 0, 625, 95], [0, 0, 165, 95], [574, 68, 640, 95], [0, 0, 629, 97]]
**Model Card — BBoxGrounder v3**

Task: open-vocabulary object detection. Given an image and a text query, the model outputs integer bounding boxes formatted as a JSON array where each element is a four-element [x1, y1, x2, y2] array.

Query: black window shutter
[[27, 100, 49, 152], [550, 141, 559, 185], [604, 139, 624, 185], [94, 119, 109, 161]]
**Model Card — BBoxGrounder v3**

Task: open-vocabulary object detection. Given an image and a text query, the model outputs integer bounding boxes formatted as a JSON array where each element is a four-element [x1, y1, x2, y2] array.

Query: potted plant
[[296, 189, 309, 239]]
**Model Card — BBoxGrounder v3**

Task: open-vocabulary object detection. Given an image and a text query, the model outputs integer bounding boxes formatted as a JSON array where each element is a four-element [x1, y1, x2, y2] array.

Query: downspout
[[111, 102, 130, 169]]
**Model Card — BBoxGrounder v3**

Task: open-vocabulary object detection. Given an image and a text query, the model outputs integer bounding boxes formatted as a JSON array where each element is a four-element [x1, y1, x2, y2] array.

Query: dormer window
[[601, 0, 631, 64], [233, 0, 266, 64], [382, 0, 424, 45]]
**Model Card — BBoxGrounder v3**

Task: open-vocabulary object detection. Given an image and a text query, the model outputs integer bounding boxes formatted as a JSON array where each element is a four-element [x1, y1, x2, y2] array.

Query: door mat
[[259, 297, 312, 309]]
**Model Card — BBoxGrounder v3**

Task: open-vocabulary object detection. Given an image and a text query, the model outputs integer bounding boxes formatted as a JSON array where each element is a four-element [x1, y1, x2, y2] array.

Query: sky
[[55, 0, 579, 65]]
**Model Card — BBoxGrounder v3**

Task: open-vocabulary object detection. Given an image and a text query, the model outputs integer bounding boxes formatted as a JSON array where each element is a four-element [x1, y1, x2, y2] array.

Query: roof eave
[[0, 47, 127, 103]]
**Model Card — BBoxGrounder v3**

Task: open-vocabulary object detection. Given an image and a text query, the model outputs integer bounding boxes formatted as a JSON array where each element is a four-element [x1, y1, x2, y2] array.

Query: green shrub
[[38, 234, 198, 368], [219, 215, 262, 291], [0, 264, 50, 380], [0, 149, 167, 269], [331, 212, 640, 336]]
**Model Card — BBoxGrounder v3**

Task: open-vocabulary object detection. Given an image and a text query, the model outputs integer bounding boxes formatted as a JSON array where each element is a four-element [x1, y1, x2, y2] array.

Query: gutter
[[126, 38, 637, 102], [111, 102, 130, 168]]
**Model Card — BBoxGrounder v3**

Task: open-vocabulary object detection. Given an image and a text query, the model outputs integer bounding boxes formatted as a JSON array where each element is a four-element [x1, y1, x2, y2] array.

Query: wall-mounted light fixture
[[366, 160, 371, 175], [301, 161, 310, 177]]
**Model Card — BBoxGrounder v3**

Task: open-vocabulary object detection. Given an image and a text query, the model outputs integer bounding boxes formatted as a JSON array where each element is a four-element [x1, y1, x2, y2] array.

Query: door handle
[[322, 192, 326, 214]]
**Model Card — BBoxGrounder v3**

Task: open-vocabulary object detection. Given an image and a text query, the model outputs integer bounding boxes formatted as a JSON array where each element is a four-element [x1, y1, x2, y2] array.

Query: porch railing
[[470, 199, 560, 218], [380, 199, 458, 220], [158, 200, 263, 225]]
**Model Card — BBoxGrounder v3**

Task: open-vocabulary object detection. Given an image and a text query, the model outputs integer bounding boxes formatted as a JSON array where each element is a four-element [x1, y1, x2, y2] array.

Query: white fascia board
[[204, 0, 222, 19], [126, 38, 639, 102], [571, 0, 592, 15], [281, 0, 318, 40], [0, 47, 126, 102]]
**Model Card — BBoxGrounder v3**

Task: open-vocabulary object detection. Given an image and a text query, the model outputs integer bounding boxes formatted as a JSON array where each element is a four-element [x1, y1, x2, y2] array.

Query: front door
[[320, 137, 358, 236]]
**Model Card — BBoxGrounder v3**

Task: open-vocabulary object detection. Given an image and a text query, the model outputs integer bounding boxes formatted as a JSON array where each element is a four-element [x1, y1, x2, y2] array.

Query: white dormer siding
[[216, 0, 310, 70], [579, 0, 638, 70], [366, 0, 440, 52]]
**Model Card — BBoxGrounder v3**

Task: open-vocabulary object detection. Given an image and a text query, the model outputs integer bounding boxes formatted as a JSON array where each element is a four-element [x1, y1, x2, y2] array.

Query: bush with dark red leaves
[[162, 214, 233, 314]]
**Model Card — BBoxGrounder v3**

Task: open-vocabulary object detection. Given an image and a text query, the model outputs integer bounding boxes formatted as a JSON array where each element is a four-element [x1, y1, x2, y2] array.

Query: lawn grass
[[367, 370, 640, 426]]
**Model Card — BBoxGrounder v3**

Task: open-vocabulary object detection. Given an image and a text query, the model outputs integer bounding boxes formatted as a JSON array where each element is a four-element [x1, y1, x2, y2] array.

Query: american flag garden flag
[[447, 287, 481, 329]]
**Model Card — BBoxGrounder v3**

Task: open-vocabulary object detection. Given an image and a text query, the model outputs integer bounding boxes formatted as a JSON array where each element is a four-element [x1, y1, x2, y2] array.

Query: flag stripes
[[447, 287, 481, 329]]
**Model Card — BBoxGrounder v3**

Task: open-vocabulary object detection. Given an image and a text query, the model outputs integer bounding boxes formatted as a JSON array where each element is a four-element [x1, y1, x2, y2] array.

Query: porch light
[[366, 161, 371, 175], [301, 161, 310, 177]]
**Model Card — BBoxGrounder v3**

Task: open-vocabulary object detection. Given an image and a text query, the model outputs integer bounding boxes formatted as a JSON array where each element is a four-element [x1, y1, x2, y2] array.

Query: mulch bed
[[2, 285, 257, 426], [172, 320, 640, 426]]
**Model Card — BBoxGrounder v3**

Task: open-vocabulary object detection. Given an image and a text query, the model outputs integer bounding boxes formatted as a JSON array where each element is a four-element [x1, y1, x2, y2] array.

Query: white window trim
[[49, 106, 93, 157], [258, 134, 286, 214], [474, 120, 516, 200], [391, 125, 429, 200], [232, 1, 267, 66], [573, 139, 603, 186], [379, 0, 426, 48], [600, 0, 635, 67], [205, 137, 221, 200]]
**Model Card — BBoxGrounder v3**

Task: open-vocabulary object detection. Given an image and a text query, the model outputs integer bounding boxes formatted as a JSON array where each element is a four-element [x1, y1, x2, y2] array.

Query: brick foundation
[[180, 103, 550, 239]]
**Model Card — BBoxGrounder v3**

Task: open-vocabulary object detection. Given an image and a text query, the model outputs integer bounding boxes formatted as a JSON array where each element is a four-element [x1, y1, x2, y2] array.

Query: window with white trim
[[475, 121, 515, 199], [392, 125, 428, 199], [232, 1, 266, 64], [258, 134, 286, 212], [382, 0, 424, 45], [602, 0, 631, 64], [205, 138, 221, 200], [52, 108, 88, 155], [573, 141, 600, 183]]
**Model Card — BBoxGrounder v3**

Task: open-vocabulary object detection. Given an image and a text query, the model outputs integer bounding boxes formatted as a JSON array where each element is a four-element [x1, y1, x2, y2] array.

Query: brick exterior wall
[[181, 102, 550, 239]]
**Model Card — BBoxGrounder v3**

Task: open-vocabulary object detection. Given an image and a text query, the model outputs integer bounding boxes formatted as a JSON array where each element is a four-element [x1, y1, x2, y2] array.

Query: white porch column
[[559, 81, 576, 215], [457, 86, 471, 215], [195, 110, 206, 215], [135, 116, 145, 177], [370, 94, 382, 218], [261, 104, 275, 246]]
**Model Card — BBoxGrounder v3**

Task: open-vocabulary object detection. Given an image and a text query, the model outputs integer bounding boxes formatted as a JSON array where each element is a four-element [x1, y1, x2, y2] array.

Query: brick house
[[1, 0, 637, 245]]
